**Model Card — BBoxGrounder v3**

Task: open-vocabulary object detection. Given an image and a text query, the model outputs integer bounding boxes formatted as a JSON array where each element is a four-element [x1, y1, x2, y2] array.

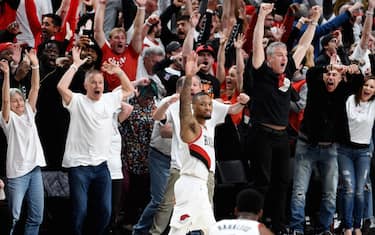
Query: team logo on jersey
[[278, 77, 290, 92], [189, 144, 211, 170], [180, 214, 190, 221]]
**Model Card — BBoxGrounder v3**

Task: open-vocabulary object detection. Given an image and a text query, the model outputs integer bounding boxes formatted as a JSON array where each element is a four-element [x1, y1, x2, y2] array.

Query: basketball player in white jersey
[[168, 51, 250, 235]]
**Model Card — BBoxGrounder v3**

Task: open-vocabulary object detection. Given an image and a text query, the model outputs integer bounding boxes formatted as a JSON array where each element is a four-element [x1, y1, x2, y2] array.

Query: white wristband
[[31, 64, 39, 70], [10, 61, 19, 68], [70, 64, 78, 71]]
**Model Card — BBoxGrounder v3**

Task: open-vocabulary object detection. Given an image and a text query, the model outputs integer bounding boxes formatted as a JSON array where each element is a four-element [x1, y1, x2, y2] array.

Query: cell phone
[[82, 29, 92, 37], [186, 230, 204, 235]]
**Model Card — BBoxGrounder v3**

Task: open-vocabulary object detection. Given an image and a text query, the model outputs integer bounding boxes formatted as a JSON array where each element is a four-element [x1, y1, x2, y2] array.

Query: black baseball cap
[[166, 41, 182, 54]]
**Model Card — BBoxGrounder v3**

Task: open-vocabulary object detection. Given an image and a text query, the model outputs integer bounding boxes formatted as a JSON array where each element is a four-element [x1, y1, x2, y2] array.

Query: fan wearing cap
[[315, 31, 346, 66], [195, 44, 221, 98], [0, 42, 20, 81], [94, 0, 146, 91], [0, 42, 14, 62], [250, 3, 320, 234], [155, 41, 184, 96], [0, 21, 22, 43]]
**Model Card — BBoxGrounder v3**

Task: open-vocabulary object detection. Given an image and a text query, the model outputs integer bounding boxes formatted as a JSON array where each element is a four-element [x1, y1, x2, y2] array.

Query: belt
[[255, 124, 287, 136], [298, 134, 334, 149], [316, 142, 334, 148], [150, 146, 171, 159], [345, 142, 370, 149]]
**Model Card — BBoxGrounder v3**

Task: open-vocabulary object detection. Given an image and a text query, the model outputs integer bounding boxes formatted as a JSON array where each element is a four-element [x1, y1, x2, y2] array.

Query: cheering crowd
[[1, 0, 375, 235]]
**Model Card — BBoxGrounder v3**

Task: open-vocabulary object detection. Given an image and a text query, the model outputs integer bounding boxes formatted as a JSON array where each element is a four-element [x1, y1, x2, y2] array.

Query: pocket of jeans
[[295, 139, 309, 158]]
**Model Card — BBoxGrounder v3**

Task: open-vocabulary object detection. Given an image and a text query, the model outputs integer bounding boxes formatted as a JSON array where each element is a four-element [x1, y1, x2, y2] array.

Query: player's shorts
[[168, 174, 216, 235]]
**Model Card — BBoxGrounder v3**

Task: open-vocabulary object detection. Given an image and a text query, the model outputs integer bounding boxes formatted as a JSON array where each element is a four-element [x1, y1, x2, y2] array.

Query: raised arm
[[0, 60, 10, 123], [292, 5, 321, 68], [216, 20, 235, 85], [221, 0, 232, 30], [101, 61, 135, 99], [10, 44, 21, 75], [130, 0, 146, 54], [234, 33, 246, 91], [216, 32, 229, 85], [180, 52, 201, 143], [227, 93, 250, 114], [359, 0, 375, 50], [152, 94, 179, 120], [94, 0, 107, 48], [182, 11, 200, 58], [118, 102, 134, 123], [26, 49, 40, 112], [57, 47, 87, 105], [184, 0, 193, 16], [55, 0, 80, 44], [160, 0, 183, 45], [56, 0, 71, 22], [142, 14, 160, 41], [252, 3, 274, 69], [312, 3, 361, 40]]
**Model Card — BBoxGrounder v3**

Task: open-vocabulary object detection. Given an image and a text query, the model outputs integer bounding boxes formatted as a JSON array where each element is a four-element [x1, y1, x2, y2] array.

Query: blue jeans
[[364, 175, 373, 219], [338, 145, 371, 229], [7, 167, 44, 235], [133, 148, 171, 235], [290, 140, 338, 233], [69, 162, 112, 235]]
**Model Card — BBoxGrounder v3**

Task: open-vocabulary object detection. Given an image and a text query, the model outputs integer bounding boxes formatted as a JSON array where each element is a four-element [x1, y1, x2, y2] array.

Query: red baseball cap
[[245, 5, 256, 15], [195, 44, 215, 57], [0, 42, 13, 53]]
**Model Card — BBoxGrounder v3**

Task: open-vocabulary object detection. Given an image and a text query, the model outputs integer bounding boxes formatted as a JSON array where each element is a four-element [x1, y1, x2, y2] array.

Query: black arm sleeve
[[286, 27, 301, 52], [337, 46, 350, 65], [323, 0, 334, 20], [305, 65, 326, 84], [122, 0, 137, 31], [224, 19, 243, 68], [160, 4, 181, 46], [5, 0, 20, 10], [0, 30, 16, 43], [196, 12, 212, 45], [369, 53, 375, 77]]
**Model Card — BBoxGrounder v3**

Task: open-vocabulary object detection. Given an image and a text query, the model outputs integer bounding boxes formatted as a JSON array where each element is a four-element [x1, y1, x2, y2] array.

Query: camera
[[186, 230, 204, 235]]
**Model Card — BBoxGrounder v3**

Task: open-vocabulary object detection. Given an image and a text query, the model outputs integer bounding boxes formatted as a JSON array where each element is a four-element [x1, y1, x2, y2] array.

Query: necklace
[[40, 68, 57, 85]]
